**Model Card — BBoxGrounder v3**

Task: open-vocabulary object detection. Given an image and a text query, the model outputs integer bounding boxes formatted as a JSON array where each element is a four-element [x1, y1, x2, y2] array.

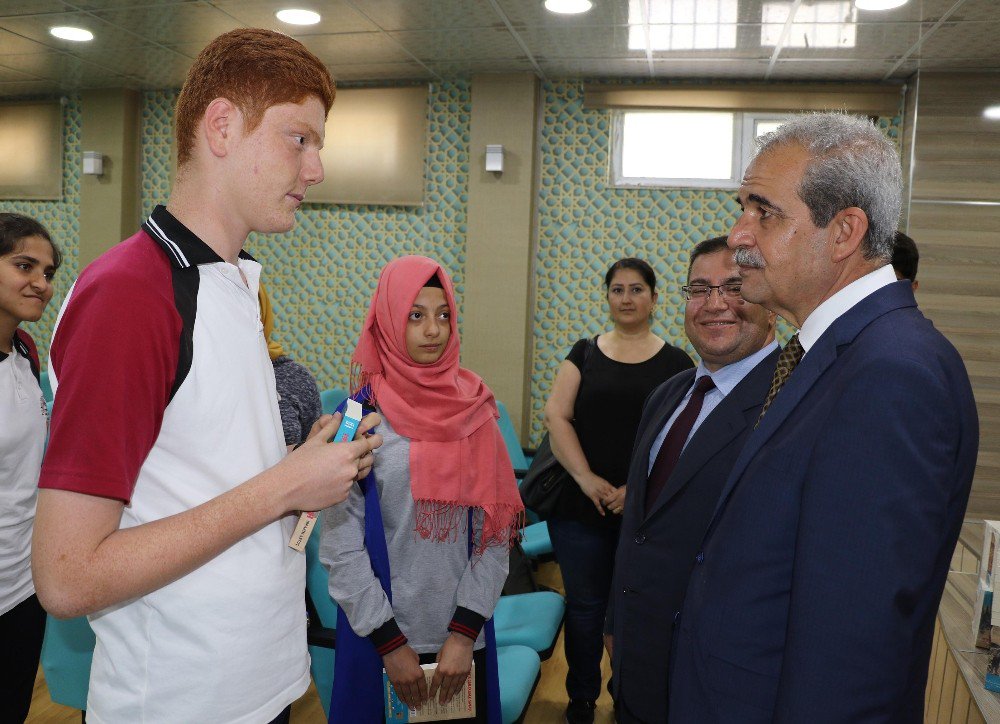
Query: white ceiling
[[0, 0, 997, 97]]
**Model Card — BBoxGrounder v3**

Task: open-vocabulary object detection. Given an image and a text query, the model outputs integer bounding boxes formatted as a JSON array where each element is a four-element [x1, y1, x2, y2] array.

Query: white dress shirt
[[648, 341, 780, 474], [798, 263, 898, 354]]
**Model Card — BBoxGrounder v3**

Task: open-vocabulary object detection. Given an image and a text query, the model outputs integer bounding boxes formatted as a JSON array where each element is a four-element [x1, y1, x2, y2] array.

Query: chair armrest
[[306, 588, 337, 649], [308, 626, 337, 649]]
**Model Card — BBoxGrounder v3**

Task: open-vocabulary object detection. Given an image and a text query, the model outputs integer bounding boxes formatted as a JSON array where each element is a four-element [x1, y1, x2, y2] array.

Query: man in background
[[605, 236, 778, 723], [669, 112, 978, 722], [893, 230, 920, 289], [33, 29, 381, 723]]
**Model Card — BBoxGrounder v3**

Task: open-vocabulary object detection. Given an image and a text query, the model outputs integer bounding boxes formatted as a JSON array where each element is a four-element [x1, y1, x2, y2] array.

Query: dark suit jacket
[[669, 281, 979, 723], [607, 347, 780, 724]]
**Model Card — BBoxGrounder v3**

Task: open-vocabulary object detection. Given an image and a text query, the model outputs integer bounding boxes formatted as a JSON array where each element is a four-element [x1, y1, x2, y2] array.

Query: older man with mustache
[[668, 112, 978, 723]]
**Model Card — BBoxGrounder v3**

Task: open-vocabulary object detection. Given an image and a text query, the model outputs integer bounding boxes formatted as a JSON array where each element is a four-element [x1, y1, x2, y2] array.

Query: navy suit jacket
[[607, 347, 780, 723], [669, 280, 979, 723]]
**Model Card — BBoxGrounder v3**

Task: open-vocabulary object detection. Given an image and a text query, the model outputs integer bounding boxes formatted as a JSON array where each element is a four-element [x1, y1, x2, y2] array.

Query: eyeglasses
[[681, 283, 743, 301]]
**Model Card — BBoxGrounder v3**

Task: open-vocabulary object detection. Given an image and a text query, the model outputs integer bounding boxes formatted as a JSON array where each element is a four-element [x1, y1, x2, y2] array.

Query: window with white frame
[[611, 110, 795, 189]]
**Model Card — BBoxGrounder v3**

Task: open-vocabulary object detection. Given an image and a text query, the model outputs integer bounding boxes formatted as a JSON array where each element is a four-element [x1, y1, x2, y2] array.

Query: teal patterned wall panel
[[0, 96, 82, 369], [139, 82, 470, 393], [140, 90, 175, 219], [530, 80, 738, 443], [527, 80, 904, 443], [136, 81, 900, 445]]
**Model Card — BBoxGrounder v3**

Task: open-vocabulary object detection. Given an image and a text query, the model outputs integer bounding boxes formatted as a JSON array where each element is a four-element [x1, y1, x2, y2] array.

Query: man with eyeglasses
[[604, 235, 778, 724]]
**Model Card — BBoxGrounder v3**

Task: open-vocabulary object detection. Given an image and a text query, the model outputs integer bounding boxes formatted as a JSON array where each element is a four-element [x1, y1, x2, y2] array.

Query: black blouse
[[552, 336, 694, 529]]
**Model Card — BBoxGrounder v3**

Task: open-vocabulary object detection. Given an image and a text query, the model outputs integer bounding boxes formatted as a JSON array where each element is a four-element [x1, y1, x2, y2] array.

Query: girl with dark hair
[[0, 212, 60, 723], [543, 256, 693, 723], [320, 255, 523, 723]]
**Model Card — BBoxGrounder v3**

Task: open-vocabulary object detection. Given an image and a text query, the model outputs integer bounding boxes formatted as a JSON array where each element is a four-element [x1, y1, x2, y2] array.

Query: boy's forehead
[[262, 96, 326, 132]]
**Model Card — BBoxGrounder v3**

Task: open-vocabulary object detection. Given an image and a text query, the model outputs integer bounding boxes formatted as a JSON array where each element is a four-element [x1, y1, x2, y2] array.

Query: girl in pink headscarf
[[321, 255, 522, 723]]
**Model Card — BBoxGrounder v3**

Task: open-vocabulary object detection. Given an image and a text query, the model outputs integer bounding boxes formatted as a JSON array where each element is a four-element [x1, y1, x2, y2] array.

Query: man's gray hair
[[755, 113, 902, 262]]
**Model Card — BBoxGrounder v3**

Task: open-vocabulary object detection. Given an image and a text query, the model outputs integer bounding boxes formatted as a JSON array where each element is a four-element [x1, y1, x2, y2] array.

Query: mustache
[[733, 247, 766, 269]]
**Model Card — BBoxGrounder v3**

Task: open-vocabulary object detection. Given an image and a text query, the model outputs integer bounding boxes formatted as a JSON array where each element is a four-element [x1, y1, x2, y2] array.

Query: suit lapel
[[707, 281, 918, 527], [628, 371, 695, 507], [644, 348, 779, 521]]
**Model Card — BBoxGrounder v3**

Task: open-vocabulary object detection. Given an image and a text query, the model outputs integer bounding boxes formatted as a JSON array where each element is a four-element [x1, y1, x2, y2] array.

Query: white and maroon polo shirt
[[40, 205, 308, 724]]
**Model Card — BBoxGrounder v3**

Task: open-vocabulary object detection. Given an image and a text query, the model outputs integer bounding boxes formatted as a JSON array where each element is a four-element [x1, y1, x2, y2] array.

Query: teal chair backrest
[[496, 401, 528, 471], [306, 515, 337, 716], [40, 615, 95, 711], [320, 388, 348, 416], [40, 370, 53, 403]]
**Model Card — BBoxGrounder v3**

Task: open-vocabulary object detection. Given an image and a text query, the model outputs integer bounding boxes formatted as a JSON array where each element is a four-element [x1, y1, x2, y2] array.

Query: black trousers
[[267, 704, 291, 724], [615, 698, 653, 724], [0, 594, 47, 723]]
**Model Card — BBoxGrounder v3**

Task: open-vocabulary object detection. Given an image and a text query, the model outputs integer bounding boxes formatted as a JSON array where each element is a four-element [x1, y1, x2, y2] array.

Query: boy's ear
[[203, 97, 238, 158]]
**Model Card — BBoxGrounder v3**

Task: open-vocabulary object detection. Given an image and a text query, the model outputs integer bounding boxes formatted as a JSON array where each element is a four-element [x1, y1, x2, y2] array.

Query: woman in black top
[[543, 258, 693, 724]]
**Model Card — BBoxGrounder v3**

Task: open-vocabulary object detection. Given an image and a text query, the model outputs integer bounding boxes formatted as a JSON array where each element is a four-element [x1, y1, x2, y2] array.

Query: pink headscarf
[[351, 255, 523, 553]]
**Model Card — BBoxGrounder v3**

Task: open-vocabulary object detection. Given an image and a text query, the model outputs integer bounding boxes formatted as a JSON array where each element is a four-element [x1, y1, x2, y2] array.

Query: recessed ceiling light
[[50, 26, 94, 42], [544, 0, 593, 14], [275, 8, 321, 25], [855, 0, 908, 10], [984, 105, 1000, 121]]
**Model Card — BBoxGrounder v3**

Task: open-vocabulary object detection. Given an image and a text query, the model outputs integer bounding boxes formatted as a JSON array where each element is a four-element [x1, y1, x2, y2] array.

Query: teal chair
[[40, 370, 54, 416], [305, 515, 337, 717], [494, 591, 565, 661], [40, 615, 95, 712], [40, 370, 53, 403], [497, 644, 541, 723], [496, 402, 553, 561], [520, 521, 554, 560], [320, 388, 348, 416], [304, 516, 540, 722], [495, 401, 528, 472]]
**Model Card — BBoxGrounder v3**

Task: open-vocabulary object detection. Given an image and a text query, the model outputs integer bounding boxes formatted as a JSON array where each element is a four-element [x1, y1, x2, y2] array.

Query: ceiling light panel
[[49, 26, 93, 41], [276, 9, 321, 25], [544, 0, 593, 15], [778, 21, 919, 61], [629, 0, 739, 51], [205, 1, 374, 32], [761, 1, 857, 49], [855, 0, 908, 10]]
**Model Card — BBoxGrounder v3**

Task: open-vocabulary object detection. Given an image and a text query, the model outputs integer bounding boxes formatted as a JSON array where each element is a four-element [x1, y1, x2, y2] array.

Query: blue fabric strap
[[328, 392, 502, 724]]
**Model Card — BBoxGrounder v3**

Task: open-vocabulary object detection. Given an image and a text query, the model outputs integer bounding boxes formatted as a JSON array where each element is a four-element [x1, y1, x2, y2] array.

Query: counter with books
[[930, 519, 1000, 723]]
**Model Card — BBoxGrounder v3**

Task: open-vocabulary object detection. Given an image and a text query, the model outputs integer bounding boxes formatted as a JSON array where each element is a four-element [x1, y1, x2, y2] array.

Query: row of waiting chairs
[[304, 515, 562, 722], [40, 555, 562, 722], [40, 538, 560, 722]]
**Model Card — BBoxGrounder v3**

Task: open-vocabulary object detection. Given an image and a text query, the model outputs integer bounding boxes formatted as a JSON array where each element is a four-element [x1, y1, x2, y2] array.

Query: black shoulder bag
[[520, 337, 596, 520]]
